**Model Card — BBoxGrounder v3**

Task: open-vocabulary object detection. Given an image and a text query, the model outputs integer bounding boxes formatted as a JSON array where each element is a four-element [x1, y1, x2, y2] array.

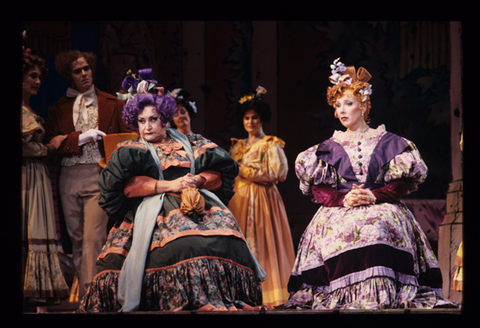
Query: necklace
[[348, 125, 370, 134], [245, 133, 265, 145]]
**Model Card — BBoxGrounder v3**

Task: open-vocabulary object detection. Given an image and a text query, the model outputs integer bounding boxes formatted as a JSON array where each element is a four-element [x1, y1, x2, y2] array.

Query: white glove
[[79, 129, 106, 146]]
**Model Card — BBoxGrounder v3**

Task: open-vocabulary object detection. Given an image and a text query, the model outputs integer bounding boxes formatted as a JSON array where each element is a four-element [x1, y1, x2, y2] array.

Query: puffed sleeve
[[238, 137, 288, 185], [382, 139, 428, 194], [191, 136, 239, 206], [295, 143, 338, 197], [22, 134, 48, 157], [98, 142, 160, 220], [22, 107, 48, 157]]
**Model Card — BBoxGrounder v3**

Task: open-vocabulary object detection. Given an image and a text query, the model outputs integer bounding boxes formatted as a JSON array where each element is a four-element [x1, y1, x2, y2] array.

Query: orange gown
[[229, 135, 295, 307]]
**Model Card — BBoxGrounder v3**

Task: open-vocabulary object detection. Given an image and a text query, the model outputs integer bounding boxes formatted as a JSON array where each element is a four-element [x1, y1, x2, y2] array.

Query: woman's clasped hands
[[156, 173, 205, 194], [343, 184, 376, 208]]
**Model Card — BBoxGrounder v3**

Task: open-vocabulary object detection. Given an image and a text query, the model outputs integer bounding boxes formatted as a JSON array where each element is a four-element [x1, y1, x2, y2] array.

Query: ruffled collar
[[151, 140, 187, 156], [332, 124, 386, 142], [230, 135, 285, 160]]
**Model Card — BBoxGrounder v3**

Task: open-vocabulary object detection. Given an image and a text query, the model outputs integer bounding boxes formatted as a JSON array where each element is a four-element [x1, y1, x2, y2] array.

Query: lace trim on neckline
[[332, 124, 386, 141]]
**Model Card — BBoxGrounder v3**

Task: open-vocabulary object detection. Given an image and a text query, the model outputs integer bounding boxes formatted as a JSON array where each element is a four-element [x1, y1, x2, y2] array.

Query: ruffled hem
[[23, 248, 70, 305], [285, 277, 457, 310], [78, 257, 263, 312]]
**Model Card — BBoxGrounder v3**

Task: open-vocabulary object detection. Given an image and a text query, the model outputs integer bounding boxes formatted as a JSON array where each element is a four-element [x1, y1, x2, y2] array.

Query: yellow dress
[[452, 241, 463, 291], [229, 136, 295, 306]]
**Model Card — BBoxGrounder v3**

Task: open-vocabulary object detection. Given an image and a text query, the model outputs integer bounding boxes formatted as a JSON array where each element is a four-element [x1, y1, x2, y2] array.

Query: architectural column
[[438, 21, 463, 303]]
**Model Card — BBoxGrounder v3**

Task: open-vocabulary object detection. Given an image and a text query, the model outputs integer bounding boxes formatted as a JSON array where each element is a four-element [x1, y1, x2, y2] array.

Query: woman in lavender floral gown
[[285, 58, 454, 310]]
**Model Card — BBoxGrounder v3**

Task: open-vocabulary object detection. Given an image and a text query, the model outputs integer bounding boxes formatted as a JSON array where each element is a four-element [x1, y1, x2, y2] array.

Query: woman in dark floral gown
[[78, 92, 264, 312]]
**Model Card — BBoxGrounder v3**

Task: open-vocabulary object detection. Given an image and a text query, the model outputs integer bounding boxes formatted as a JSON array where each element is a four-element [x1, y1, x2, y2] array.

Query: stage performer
[[228, 86, 295, 307], [170, 88, 197, 136], [77, 92, 265, 312], [21, 50, 69, 312], [44, 50, 133, 300], [285, 58, 456, 309]]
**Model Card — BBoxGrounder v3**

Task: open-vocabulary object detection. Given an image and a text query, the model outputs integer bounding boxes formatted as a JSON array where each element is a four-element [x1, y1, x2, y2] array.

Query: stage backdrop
[[24, 21, 453, 248]]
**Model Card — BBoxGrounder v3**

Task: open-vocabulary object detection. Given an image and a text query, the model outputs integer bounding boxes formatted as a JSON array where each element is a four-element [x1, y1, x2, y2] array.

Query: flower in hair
[[117, 68, 160, 102], [329, 58, 352, 85], [256, 85, 267, 97], [170, 88, 197, 113], [330, 57, 347, 75], [239, 94, 254, 104], [359, 84, 373, 102], [189, 101, 197, 113], [170, 88, 183, 99], [239, 86, 268, 104]]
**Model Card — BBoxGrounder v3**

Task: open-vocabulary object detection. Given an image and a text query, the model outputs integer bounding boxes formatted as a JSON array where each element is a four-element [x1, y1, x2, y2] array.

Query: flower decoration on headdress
[[189, 101, 197, 114], [170, 88, 183, 100], [239, 86, 267, 104], [359, 84, 373, 102], [256, 85, 267, 97], [170, 88, 197, 114], [329, 58, 351, 85], [239, 94, 253, 104], [117, 68, 162, 102], [328, 57, 373, 102]]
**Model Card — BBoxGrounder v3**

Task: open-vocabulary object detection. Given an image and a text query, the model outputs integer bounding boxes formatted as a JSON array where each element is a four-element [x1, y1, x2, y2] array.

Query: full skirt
[[21, 158, 69, 306], [285, 202, 455, 309], [77, 193, 263, 312], [229, 182, 295, 307]]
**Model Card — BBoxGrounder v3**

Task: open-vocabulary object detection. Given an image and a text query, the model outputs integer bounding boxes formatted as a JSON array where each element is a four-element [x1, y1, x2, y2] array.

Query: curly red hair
[[326, 81, 372, 123]]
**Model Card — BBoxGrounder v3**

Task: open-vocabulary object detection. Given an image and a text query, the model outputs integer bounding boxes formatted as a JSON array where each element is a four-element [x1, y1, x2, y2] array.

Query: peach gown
[[229, 135, 295, 307]]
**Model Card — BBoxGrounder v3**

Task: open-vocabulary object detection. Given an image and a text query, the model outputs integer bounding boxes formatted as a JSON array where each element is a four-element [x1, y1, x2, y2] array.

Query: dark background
[[22, 21, 455, 247]]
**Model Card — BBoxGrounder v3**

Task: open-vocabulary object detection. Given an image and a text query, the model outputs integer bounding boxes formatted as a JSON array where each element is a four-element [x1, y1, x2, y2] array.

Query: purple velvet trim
[[288, 243, 441, 293], [316, 133, 409, 192], [316, 140, 357, 187], [367, 132, 409, 183]]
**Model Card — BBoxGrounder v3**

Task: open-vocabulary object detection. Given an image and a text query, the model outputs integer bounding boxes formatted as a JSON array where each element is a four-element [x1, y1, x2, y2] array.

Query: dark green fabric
[[98, 140, 238, 222]]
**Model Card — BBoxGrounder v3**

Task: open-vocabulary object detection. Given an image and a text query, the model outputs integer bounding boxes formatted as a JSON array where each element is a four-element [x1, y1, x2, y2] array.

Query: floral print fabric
[[77, 133, 263, 312], [80, 257, 262, 312], [286, 125, 454, 309], [61, 98, 102, 166]]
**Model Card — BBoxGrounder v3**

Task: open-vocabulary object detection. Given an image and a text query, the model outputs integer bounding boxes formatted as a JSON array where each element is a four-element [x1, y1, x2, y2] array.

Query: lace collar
[[332, 124, 386, 142]]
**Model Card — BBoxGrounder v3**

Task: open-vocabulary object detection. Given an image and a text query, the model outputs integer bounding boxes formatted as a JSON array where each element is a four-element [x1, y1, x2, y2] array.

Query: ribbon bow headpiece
[[329, 58, 372, 101], [117, 68, 163, 102]]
